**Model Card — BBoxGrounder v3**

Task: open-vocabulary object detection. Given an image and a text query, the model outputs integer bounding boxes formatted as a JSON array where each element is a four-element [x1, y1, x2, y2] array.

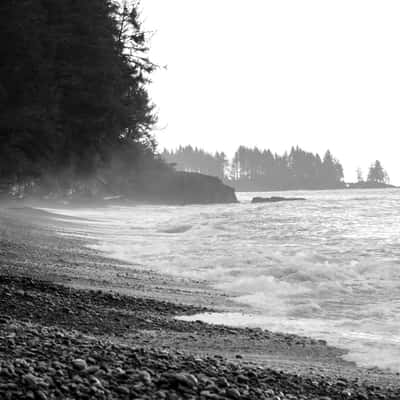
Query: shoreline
[[1, 204, 400, 399]]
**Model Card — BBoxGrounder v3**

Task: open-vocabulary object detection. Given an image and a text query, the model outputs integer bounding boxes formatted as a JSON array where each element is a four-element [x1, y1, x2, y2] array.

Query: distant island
[[163, 146, 395, 192]]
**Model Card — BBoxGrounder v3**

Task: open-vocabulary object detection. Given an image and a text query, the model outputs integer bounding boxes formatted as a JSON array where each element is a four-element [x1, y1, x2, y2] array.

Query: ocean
[[45, 189, 400, 371]]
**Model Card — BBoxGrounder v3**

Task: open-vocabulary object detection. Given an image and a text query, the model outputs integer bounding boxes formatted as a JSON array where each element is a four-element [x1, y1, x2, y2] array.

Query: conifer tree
[[367, 161, 389, 184], [0, 0, 157, 187]]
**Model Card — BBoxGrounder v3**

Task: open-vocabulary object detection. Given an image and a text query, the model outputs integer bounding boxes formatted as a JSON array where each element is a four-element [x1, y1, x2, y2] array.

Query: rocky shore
[[1, 206, 399, 399]]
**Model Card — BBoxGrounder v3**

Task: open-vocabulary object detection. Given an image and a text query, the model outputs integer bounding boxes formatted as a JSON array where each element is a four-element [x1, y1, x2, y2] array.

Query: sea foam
[[44, 188, 400, 372]]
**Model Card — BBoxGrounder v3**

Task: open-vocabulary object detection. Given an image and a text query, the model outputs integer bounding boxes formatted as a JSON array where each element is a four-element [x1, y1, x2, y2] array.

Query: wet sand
[[0, 204, 399, 399]]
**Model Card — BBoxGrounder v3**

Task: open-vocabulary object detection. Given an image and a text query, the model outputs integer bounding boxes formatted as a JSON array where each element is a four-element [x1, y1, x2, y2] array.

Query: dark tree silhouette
[[0, 0, 157, 190], [367, 161, 389, 184], [162, 147, 228, 180], [228, 146, 344, 190], [356, 168, 364, 183], [163, 145, 345, 191]]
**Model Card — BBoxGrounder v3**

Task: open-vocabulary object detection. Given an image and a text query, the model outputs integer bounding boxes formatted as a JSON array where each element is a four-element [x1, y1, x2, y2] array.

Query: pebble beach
[[1, 205, 399, 400]]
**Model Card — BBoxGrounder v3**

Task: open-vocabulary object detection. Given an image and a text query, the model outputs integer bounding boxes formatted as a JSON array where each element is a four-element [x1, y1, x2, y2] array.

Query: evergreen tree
[[356, 168, 364, 183], [367, 160, 389, 184], [0, 0, 157, 188], [162, 146, 227, 180], [164, 145, 346, 191]]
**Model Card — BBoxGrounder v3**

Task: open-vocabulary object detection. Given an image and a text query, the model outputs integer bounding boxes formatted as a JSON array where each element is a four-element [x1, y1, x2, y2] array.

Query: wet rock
[[25, 391, 35, 399], [23, 373, 38, 389], [226, 387, 241, 399], [200, 390, 223, 399], [0, 275, 399, 400], [138, 370, 152, 385], [237, 374, 248, 384], [36, 390, 48, 400], [72, 359, 87, 371], [251, 196, 306, 203], [216, 377, 229, 388], [166, 372, 198, 388], [84, 365, 100, 375]]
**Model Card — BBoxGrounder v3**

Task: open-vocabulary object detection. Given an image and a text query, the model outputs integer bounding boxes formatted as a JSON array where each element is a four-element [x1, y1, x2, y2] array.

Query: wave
[[44, 189, 400, 372]]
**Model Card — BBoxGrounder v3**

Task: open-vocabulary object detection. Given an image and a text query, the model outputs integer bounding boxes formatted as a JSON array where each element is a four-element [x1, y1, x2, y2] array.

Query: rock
[[216, 377, 229, 388], [200, 390, 223, 399], [116, 385, 130, 395], [0, 276, 398, 400], [251, 196, 306, 203], [90, 376, 103, 387], [25, 391, 35, 399], [167, 372, 198, 388], [84, 365, 100, 375], [129, 170, 238, 205], [23, 374, 38, 389], [0, 383, 18, 390], [36, 390, 48, 400], [115, 367, 126, 376], [72, 359, 87, 371], [226, 387, 241, 399], [265, 389, 275, 396], [138, 370, 152, 385]]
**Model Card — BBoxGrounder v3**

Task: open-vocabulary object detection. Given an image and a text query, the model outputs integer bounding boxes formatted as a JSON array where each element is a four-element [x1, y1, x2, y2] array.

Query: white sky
[[142, 1, 400, 183]]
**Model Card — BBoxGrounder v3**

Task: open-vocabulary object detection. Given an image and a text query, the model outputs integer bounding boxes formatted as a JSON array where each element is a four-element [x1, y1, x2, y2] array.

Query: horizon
[[143, 0, 400, 185]]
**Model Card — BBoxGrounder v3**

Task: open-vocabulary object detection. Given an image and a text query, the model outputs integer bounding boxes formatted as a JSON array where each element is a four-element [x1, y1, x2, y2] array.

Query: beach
[[1, 204, 399, 399]]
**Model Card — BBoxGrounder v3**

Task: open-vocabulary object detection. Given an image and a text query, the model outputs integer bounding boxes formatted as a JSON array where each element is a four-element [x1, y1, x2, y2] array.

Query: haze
[[143, 0, 400, 184]]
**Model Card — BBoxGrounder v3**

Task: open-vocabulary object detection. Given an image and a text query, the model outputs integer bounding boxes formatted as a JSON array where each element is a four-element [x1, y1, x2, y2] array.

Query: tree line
[[163, 146, 344, 190], [0, 0, 165, 194], [162, 147, 228, 180], [163, 146, 392, 190]]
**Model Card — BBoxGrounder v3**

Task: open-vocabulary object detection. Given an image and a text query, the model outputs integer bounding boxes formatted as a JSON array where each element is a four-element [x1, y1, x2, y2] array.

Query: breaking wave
[[44, 189, 400, 372]]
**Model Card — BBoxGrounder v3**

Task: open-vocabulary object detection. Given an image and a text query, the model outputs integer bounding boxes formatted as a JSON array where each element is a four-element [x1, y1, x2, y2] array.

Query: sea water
[[45, 189, 400, 371]]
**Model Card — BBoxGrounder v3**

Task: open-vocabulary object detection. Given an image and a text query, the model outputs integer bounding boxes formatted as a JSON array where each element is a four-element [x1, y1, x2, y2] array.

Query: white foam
[[42, 189, 400, 372]]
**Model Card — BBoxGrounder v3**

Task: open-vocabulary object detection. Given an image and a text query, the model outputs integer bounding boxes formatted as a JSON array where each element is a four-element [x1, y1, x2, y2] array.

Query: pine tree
[[356, 168, 364, 183], [367, 161, 389, 184], [0, 0, 157, 188]]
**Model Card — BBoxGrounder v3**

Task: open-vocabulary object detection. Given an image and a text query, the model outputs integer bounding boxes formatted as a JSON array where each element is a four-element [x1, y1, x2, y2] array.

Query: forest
[[163, 146, 391, 191], [163, 146, 344, 190], [0, 0, 172, 198]]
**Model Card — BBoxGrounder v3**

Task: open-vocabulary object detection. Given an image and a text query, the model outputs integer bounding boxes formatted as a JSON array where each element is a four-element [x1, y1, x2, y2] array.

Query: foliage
[[162, 146, 228, 181], [367, 160, 389, 184], [0, 0, 157, 188], [163, 145, 345, 190]]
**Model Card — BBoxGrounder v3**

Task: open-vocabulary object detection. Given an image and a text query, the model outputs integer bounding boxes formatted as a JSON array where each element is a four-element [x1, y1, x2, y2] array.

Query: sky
[[142, 1, 400, 183]]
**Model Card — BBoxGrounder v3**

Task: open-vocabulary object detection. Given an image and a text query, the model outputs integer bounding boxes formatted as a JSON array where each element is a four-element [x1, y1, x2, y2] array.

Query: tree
[[166, 145, 346, 190], [367, 160, 389, 184], [356, 168, 364, 183], [321, 150, 344, 188], [0, 0, 157, 188]]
